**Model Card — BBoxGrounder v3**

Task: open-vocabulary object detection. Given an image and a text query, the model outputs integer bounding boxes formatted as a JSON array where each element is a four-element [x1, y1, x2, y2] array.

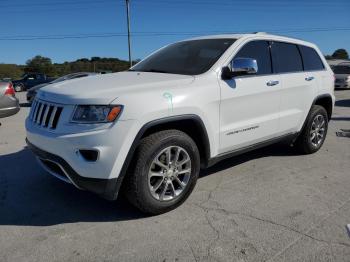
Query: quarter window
[[271, 42, 303, 73], [299, 45, 324, 71], [234, 40, 272, 75]]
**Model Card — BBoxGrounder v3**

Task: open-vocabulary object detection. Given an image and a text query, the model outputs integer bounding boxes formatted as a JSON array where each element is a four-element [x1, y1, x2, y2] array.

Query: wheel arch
[[110, 114, 211, 200], [295, 93, 333, 144], [313, 94, 333, 120]]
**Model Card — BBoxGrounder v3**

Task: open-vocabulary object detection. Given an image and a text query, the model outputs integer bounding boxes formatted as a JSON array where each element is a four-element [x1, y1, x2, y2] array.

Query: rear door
[[298, 44, 329, 101], [218, 40, 281, 153], [271, 42, 318, 134]]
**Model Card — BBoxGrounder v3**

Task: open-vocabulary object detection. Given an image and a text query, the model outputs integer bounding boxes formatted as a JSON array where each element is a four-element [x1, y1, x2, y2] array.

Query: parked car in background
[[333, 64, 350, 89], [0, 82, 20, 118], [26, 72, 98, 103], [12, 73, 55, 92]]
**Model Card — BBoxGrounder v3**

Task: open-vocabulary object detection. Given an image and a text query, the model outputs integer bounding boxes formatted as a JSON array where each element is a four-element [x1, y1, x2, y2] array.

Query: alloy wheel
[[148, 146, 191, 201], [310, 114, 326, 147]]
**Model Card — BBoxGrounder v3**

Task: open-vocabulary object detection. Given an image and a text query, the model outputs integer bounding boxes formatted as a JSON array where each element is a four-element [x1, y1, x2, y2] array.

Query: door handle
[[305, 76, 315, 81], [266, 80, 279, 86]]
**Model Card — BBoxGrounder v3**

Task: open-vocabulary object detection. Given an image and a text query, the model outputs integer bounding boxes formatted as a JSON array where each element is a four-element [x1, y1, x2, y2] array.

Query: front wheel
[[125, 130, 200, 214], [295, 105, 328, 154]]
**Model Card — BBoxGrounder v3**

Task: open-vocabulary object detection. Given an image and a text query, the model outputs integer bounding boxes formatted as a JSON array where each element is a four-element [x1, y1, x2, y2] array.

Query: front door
[[218, 40, 281, 154]]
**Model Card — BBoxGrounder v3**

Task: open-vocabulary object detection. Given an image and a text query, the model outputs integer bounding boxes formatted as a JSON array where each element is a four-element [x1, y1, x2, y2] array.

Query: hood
[[37, 72, 195, 104], [12, 79, 21, 84]]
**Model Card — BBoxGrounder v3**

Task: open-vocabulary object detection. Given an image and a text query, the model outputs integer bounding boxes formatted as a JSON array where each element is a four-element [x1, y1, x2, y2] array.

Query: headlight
[[71, 105, 123, 123]]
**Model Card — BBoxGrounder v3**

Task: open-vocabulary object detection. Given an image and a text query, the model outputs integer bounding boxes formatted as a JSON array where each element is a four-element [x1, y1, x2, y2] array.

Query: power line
[[2, 0, 347, 16], [1, 0, 341, 7], [0, 0, 122, 8], [1, 27, 350, 41], [2, 0, 347, 9]]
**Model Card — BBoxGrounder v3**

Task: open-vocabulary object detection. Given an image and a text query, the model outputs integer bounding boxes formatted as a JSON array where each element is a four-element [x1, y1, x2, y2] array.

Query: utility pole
[[126, 0, 132, 67]]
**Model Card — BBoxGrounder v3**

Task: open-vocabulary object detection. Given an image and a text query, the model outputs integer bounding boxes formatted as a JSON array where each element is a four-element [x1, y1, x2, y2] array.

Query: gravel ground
[[0, 90, 349, 262]]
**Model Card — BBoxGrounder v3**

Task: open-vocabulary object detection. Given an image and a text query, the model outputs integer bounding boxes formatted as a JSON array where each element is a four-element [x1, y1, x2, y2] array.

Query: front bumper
[[26, 139, 120, 200], [26, 115, 135, 180], [335, 82, 350, 89], [0, 106, 20, 118], [25, 102, 139, 200]]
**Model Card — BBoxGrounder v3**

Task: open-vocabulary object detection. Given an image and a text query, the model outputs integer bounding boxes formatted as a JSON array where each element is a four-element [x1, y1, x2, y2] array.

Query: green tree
[[1, 56, 131, 79], [0, 64, 24, 79], [25, 55, 56, 76], [332, 49, 349, 59], [91, 57, 101, 62]]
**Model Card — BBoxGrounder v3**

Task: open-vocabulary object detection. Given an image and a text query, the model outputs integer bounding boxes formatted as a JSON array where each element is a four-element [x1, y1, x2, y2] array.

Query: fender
[[293, 93, 334, 143], [312, 93, 334, 119], [108, 114, 211, 200]]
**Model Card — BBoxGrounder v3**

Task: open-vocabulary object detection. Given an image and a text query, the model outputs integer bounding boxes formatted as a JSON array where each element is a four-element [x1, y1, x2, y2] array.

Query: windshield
[[333, 65, 350, 74], [131, 39, 236, 75], [50, 73, 89, 84], [51, 75, 69, 84]]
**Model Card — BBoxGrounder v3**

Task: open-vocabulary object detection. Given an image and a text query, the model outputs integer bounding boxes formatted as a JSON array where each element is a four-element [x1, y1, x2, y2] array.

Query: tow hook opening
[[78, 149, 99, 162]]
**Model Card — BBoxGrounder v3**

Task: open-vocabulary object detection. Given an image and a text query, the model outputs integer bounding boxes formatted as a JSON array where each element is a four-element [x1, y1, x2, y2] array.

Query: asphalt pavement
[[0, 90, 349, 262]]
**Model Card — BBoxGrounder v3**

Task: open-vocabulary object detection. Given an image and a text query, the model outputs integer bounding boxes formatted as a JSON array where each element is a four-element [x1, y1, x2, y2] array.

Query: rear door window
[[299, 45, 325, 71], [234, 40, 272, 75], [271, 42, 303, 73]]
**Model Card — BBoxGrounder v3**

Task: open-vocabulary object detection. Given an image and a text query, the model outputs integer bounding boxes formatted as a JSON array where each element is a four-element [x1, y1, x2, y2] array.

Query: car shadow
[[200, 143, 297, 178], [0, 147, 147, 226], [0, 143, 296, 226], [335, 99, 350, 108]]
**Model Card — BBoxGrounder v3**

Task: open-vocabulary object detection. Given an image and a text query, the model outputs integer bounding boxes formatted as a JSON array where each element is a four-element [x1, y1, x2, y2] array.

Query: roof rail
[[253, 32, 267, 34]]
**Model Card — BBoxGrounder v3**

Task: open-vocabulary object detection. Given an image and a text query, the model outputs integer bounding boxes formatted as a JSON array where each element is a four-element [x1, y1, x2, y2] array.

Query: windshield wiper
[[138, 69, 170, 74], [146, 69, 169, 73]]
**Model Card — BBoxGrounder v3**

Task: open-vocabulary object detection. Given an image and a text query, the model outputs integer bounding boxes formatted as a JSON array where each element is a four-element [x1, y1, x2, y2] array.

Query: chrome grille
[[335, 78, 345, 84], [30, 100, 63, 129]]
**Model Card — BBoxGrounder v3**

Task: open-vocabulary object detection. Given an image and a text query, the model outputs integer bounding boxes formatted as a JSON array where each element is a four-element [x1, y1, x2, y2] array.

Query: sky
[[1, 0, 350, 65]]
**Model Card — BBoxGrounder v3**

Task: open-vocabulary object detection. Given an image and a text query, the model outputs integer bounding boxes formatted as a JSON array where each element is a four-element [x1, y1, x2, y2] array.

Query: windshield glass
[[131, 39, 236, 75], [333, 65, 350, 74]]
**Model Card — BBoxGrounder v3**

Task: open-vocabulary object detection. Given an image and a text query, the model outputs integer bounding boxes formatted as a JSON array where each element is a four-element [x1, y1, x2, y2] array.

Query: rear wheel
[[295, 105, 328, 154], [125, 130, 200, 214], [14, 84, 24, 92]]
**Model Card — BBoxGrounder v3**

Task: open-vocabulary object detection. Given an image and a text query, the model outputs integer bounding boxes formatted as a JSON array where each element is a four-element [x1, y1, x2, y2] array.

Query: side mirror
[[221, 58, 258, 80], [232, 58, 258, 76]]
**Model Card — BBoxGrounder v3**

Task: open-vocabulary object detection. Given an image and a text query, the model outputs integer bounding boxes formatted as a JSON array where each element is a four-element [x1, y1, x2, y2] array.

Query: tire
[[295, 105, 328, 154], [125, 130, 200, 215], [14, 84, 24, 92]]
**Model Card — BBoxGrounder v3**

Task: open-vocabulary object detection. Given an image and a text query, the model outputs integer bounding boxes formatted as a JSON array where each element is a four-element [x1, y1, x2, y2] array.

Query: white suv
[[26, 33, 335, 214]]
